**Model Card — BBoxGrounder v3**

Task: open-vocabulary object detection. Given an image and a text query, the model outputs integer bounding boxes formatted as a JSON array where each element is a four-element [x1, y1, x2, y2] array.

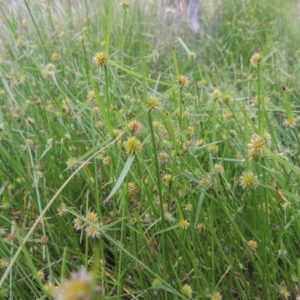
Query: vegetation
[[0, 0, 300, 299]]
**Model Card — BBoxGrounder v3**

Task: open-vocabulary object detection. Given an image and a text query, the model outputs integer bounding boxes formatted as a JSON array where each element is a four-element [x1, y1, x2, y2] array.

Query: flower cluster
[[250, 52, 260, 67], [42, 63, 56, 78], [248, 134, 264, 160], [73, 211, 102, 239]]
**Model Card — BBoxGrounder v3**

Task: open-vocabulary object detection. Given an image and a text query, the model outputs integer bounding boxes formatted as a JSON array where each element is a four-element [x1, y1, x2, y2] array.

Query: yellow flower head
[[178, 75, 189, 88], [57, 203, 67, 216], [223, 112, 233, 122], [152, 50, 159, 62], [16, 38, 25, 48], [178, 219, 190, 230], [222, 94, 230, 104], [182, 284, 193, 298], [239, 171, 259, 189], [42, 69, 52, 78], [37, 270, 45, 280], [146, 96, 160, 112], [197, 80, 206, 88], [112, 129, 122, 138], [92, 52, 108, 67], [196, 139, 204, 146], [212, 291, 222, 300], [164, 211, 175, 223], [44, 282, 56, 296], [85, 211, 98, 224], [85, 224, 101, 239], [128, 182, 140, 197], [200, 175, 213, 190], [249, 134, 264, 151], [96, 121, 104, 128], [212, 89, 221, 100], [162, 174, 172, 183], [73, 218, 85, 230], [87, 91, 96, 102], [187, 126, 194, 135], [158, 152, 170, 164], [248, 134, 264, 159], [121, 1, 129, 9], [263, 132, 271, 143], [197, 223, 206, 232], [152, 120, 162, 130], [283, 118, 296, 129], [0, 258, 9, 269], [247, 239, 258, 252], [45, 63, 56, 71], [66, 157, 77, 168], [279, 286, 290, 298], [250, 53, 260, 67], [53, 268, 94, 300], [91, 106, 100, 115], [188, 52, 196, 60], [208, 144, 219, 154], [214, 163, 224, 174], [124, 137, 142, 155], [184, 203, 193, 211], [26, 139, 34, 147], [102, 156, 111, 165], [152, 278, 163, 289], [26, 117, 35, 126], [51, 52, 60, 61]]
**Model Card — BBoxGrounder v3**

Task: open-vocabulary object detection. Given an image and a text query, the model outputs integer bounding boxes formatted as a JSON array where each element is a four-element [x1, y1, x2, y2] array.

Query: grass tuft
[[0, 0, 300, 299]]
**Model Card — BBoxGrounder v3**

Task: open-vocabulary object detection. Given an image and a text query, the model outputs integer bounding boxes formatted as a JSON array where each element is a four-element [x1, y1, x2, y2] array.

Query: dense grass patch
[[0, 0, 300, 299]]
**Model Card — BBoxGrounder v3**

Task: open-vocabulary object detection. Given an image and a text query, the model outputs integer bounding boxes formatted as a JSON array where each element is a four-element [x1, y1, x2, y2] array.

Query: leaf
[[103, 155, 135, 203]]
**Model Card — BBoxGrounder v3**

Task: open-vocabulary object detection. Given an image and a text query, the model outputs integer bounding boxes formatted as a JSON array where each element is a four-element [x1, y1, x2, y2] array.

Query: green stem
[[257, 60, 265, 136], [147, 112, 168, 284], [24, 0, 50, 60], [283, 87, 294, 121]]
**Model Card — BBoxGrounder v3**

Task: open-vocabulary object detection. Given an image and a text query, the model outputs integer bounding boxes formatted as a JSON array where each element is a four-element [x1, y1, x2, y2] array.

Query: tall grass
[[0, 0, 300, 299]]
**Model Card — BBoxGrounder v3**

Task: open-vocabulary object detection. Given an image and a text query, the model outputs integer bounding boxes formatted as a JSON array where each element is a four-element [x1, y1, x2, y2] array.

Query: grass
[[0, 0, 300, 299]]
